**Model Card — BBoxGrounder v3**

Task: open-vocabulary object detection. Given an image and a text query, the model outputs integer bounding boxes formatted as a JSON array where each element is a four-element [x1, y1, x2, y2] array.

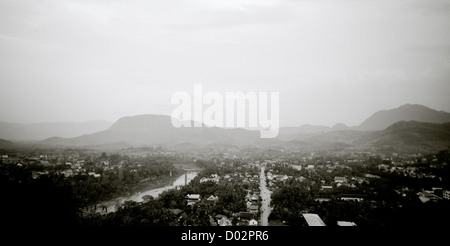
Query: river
[[96, 171, 198, 214]]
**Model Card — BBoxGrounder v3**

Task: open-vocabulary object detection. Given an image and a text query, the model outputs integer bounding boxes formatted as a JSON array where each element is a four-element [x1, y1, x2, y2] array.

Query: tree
[[142, 195, 154, 202]]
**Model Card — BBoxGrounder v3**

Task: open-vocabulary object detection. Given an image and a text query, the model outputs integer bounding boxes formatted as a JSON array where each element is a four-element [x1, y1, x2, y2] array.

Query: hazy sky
[[1, 0, 449, 127]]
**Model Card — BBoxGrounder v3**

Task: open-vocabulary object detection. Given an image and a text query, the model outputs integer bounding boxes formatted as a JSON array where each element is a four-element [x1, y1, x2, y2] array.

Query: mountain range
[[1, 104, 449, 153], [0, 120, 112, 141], [41, 115, 261, 148]]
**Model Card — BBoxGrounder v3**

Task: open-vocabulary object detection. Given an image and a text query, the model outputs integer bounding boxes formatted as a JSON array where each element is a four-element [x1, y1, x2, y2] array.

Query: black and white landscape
[[0, 0, 449, 242]]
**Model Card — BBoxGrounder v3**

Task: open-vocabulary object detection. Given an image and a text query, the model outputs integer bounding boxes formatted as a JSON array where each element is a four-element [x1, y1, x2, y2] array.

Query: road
[[259, 164, 272, 226]]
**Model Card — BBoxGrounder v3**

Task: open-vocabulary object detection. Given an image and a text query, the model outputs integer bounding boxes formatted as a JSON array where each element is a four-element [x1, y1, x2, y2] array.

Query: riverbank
[[85, 170, 199, 215], [133, 171, 184, 194]]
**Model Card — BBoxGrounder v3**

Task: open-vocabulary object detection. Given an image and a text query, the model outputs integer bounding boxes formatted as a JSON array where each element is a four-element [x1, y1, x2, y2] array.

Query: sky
[[0, 0, 449, 127]]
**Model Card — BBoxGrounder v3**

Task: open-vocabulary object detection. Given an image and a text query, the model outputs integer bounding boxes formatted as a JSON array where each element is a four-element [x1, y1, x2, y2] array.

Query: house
[[200, 176, 220, 184], [418, 191, 441, 203], [206, 195, 219, 202], [321, 185, 333, 190], [266, 172, 273, 180], [302, 213, 326, 226], [249, 205, 259, 214], [364, 174, 380, 179], [218, 217, 232, 226], [88, 172, 101, 178], [291, 165, 302, 171], [340, 197, 364, 202], [306, 165, 315, 170], [251, 194, 259, 202], [377, 164, 389, 171], [334, 176, 347, 183], [186, 194, 200, 200], [32, 171, 49, 179], [443, 190, 450, 200], [273, 174, 288, 182], [246, 201, 253, 208], [314, 197, 330, 203], [245, 193, 252, 202], [296, 176, 305, 182], [239, 212, 255, 221], [337, 221, 357, 226], [249, 219, 258, 226], [63, 169, 73, 177], [185, 194, 201, 206]]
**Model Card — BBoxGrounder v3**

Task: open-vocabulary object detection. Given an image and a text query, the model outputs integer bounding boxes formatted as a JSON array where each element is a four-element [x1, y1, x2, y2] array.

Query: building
[[249, 219, 258, 226], [418, 191, 441, 203], [337, 221, 357, 226], [185, 194, 201, 206], [443, 190, 450, 200], [302, 213, 326, 226], [334, 176, 347, 183], [321, 185, 333, 190], [251, 194, 259, 202], [206, 195, 219, 202], [249, 205, 259, 214], [239, 212, 255, 221], [340, 196, 364, 202], [218, 217, 232, 226]]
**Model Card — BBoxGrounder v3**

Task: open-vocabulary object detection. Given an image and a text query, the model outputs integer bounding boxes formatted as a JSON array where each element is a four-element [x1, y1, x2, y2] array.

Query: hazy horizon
[[1, 102, 448, 129], [1, 0, 449, 127]]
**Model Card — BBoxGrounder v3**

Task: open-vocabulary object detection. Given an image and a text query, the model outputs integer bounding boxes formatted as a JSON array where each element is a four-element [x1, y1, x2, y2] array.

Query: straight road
[[260, 164, 271, 226]]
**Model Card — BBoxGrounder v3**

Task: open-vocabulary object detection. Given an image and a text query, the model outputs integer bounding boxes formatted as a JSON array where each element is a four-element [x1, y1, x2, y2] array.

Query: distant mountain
[[331, 123, 350, 131], [357, 104, 450, 131], [358, 121, 450, 153], [42, 114, 261, 148], [283, 121, 450, 153], [0, 139, 13, 148], [0, 120, 112, 141], [14, 104, 450, 153], [303, 130, 366, 145], [277, 123, 349, 141]]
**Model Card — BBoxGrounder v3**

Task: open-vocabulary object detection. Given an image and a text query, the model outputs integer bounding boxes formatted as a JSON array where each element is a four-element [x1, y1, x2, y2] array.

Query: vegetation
[[268, 150, 450, 226], [1, 146, 449, 228]]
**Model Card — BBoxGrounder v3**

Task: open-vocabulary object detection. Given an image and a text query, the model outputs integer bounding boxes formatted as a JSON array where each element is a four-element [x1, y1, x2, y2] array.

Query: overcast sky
[[1, 0, 449, 127]]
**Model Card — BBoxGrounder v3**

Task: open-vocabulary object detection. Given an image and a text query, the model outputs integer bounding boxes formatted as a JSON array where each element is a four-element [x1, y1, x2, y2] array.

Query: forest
[[0, 151, 182, 227]]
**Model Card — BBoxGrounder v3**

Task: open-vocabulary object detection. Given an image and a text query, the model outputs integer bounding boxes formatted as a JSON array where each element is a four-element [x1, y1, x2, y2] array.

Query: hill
[[280, 121, 450, 154], [357, 104, 450, 131], [39, 114, 450, 154], [0, 139, 13, 148], [42, 115, 261, 148], [357, 121, 450, 153], [0, 120, 112, 141], [277, 123, 349, 141]]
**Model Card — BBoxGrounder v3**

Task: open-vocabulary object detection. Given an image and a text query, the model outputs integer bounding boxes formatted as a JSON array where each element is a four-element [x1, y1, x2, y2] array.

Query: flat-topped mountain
[[42, 114, 261, 148]]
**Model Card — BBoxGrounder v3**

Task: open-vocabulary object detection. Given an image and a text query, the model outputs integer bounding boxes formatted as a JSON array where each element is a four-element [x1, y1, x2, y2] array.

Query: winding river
[[98, 171, 198, 214]]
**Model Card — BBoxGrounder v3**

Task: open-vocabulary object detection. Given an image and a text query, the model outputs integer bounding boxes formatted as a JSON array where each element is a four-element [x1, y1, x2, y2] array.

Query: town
[[1, 145, 449, 228]]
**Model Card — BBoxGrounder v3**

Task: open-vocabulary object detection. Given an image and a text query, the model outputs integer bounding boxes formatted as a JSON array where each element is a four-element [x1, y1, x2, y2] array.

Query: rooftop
[[302, 213, 326, 226]]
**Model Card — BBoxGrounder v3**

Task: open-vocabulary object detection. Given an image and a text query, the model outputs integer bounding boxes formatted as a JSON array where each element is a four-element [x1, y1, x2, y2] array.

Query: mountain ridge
[[2, 103, 449, 153], [0, 120, 112, 141], [357, 103, 450, 131]]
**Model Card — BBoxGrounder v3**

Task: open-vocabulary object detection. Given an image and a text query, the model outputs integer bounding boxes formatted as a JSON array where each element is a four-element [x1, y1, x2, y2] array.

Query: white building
[[302, 213, 326, 226], [337, 221, 357, 226]]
